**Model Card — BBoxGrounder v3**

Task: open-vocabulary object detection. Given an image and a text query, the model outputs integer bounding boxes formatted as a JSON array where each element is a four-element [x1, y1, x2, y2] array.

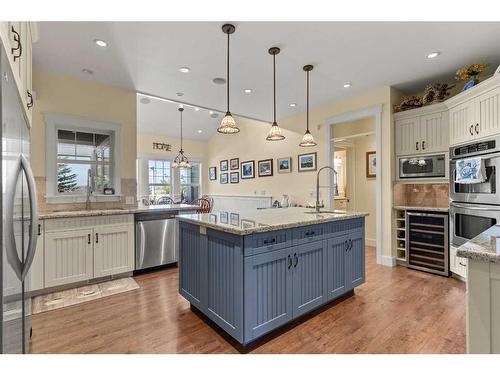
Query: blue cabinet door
[[346, 230, 365, 290], [178, 223, 206, 310], [326, 235, 349, 301], [244, 247, 293, 343], [206, 230, 244, 342], [291, 240, 327, 318]]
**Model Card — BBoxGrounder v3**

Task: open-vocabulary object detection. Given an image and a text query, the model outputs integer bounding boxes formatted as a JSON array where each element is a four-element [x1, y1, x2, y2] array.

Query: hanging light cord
[[306, 69, 309, 132], [273, 53, 277, 123], [226, 31, 230, 113], [180, 110, 183, 152]]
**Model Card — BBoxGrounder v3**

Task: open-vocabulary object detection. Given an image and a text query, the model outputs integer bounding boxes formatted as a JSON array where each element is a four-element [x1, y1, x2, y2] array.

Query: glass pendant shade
[[217, 112, 240, 134], [299, 130, 317, 147], [173, 107, 191, 169], [266, 121, 285, 141]]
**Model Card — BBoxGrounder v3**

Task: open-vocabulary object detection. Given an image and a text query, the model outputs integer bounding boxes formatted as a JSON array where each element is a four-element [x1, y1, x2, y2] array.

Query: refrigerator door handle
[[21, 154, 39, 280]]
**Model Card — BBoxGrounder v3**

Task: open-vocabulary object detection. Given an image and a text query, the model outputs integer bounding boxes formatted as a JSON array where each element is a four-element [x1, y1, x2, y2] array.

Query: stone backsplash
[[393, 183, 449, 208]]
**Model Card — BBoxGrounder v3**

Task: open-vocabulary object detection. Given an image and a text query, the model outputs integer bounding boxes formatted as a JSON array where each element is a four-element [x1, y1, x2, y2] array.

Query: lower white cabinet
[[94, 224, 134, 278], [450, 245, 467, 279], [31, 221, 45, 291]]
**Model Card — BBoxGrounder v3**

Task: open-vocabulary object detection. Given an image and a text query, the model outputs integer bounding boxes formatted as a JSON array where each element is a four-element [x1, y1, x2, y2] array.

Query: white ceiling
[[34, 22, 500, 139]]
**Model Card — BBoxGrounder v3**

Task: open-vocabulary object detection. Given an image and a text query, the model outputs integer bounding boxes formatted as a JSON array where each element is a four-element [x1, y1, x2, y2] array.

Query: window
[[148, 160, 172, 201], [56, 129, 113, 194], [179, 162, 201, 203]]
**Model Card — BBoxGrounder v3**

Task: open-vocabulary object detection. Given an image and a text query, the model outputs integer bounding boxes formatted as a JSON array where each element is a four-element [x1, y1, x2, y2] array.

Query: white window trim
[[44, 113, 122, 203]]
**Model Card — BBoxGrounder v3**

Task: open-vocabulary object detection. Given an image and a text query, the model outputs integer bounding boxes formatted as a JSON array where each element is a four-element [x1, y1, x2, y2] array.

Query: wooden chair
[[155, 196, 174, 205], [141, 197, 150, 206], [190, 198, 211, 214], [201, 195, 214, 212]]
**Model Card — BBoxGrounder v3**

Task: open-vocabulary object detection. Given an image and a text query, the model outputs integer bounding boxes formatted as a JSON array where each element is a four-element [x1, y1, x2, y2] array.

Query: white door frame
[[326, 104, 383, 265]]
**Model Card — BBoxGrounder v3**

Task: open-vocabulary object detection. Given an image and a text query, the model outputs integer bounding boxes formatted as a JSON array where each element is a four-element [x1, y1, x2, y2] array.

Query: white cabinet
[[94, 224, 135, 278], [476, 87, 500, 139], [449, 101, 475, 146], [44, 228, 94, 288], [394, 103, 449, 156], [450, 245, 467, 280], [31, 220, 45, 291]]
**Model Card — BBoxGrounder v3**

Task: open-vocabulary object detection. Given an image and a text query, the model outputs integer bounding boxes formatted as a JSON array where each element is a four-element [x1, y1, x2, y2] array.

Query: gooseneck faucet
[[86, 169, 94, 210], [316, 166, 338, 213]]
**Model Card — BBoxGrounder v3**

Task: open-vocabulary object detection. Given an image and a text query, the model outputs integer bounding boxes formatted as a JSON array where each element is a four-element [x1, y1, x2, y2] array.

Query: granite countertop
[[38, 204, 199, 219], [456, 225, 500, 263], [393, 205, 449, 213], [177, 207, 368, 235]]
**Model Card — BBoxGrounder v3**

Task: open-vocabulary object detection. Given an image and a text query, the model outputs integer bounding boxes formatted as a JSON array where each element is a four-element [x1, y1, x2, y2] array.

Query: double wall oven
[[449, 136, 500, 247]]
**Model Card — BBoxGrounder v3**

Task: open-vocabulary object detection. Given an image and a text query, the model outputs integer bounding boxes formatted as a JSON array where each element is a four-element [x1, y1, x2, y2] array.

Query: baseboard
[[365, 238, 376, 247], [381, 256, 396, 267]]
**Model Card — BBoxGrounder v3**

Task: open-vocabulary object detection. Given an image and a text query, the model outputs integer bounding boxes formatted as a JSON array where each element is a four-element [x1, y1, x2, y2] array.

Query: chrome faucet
[[85, 169, 94, 210], [315, 166, 338, 213]]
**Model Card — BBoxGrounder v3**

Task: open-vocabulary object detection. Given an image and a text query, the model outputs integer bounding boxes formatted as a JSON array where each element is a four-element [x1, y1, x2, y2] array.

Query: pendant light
[[299, 64, 317, 147], [217, 24, 240, 134], [172, 107, 191, 169], [266, 47, 285, 141]]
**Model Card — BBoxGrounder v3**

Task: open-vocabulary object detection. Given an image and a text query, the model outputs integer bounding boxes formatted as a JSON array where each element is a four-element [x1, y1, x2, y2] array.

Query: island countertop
[[177, 207, 368, 235], [456, 225, 500, 263]]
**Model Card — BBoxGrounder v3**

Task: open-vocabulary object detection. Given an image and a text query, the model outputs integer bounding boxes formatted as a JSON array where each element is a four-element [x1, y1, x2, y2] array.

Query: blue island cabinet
[[179, 217, 365, 345]]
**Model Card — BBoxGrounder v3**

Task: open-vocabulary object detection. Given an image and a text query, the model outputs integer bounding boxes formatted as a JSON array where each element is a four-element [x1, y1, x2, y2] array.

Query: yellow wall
[[31, 69, 137, 179]]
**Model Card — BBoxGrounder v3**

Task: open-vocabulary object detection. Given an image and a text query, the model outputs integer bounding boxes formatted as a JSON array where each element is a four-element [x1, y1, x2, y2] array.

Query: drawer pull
[[459, 262, 467, 267], [27, 90, 33, 109], [305, 231, 315, 237], [293, 253, 298, 267], [11, 26, 22, 61], [87, 234, 91, 245], [37, 223, 41, 236], [415, 141, 419, 151], [95, 233, 99, 244], [475, 123, 479, 135], [469, 125, 474, 136], [287, 254, 292, 269], [345, 240, 349, 252], [422, 140, 425, 150], [263, 238, 276, 245]]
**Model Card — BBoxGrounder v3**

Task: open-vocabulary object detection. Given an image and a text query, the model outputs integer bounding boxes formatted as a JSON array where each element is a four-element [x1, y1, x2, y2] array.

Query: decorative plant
[[455, 63, 488, 83], [393, 96, 423, 112], [422, 83, 455, 105]]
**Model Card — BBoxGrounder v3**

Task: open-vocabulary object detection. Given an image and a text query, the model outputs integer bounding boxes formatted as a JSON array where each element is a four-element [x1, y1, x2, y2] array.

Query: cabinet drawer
[[292, 224, 324, 245], [244, 229, 292, 256], [326, 217, 364, 238]]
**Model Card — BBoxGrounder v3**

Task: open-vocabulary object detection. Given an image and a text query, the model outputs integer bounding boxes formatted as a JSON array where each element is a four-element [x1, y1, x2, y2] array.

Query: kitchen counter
[[38, 204, 199, 219], [456, 225, 500, 263], [177, 207, 368, 235], [393, 205, 449, 212]]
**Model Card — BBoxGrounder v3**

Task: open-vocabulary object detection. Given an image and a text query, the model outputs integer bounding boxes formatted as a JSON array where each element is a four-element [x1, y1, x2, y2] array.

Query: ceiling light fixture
[[289, 103, 296, 107], [266, 47, 285, 141], [299, 65, 317, 147], [217, 23, 240, 134], [94, 39, 108, 48], [212, 77, 226, 85], [198, 130, 203, 134], [195, 107, 200, 111], [343, 83, 352, 88], [172, 107, 191, 169], [176, 92, 184, 97], [427, 52, 440, 59], [244, 88, 252, 93], [179, 67, 190, 73]]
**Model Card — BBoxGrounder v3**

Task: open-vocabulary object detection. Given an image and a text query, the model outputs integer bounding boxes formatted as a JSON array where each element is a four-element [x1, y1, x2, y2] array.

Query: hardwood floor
[[30, 246, 466, 354]]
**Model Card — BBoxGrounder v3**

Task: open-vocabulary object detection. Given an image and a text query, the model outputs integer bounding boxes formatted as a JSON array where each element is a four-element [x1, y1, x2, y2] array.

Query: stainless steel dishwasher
[[135, 211, 178, 271]]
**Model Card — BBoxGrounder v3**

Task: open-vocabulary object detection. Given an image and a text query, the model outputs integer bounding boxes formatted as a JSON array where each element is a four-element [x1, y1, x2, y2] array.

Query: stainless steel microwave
[[398, 154, 446, 179]]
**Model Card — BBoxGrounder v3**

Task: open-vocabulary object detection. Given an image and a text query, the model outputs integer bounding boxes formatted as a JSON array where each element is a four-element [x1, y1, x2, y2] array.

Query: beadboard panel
[[326, 235, 348, 300], [45, 214, 134, 232], [477, 87, 500, 139], [347, 230, 366, 290], [94, 224, 134, 278]]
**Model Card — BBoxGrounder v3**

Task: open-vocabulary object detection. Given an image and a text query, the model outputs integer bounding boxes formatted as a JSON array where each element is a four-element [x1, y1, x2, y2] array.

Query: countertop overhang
[[177, 207, 368, 235], [457, 225, 500, 263]]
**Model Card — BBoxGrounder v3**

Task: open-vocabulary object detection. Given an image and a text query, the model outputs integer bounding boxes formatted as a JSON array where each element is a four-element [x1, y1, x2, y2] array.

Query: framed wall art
[[241, 160, 255, 179], [277, 157, 292, 173], [220, 160, 228, 172], [209, 166, 217, 181], [258, 159, 273, 177], [230, 158, 239, 170], [298, 152, 317, 172]]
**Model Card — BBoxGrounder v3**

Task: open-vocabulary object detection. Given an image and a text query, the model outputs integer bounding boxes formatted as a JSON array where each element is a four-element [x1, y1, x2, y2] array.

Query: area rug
[[32, 277, 140, 314]]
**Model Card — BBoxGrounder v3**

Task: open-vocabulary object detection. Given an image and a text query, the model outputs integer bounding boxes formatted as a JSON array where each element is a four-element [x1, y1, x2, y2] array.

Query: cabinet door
[[94, 224, 134, 278], [420, 111, 449, 153], [44, 229, 93, 288], [292, 240, 327, 318], [7, 22, 23, 84], [326, 235, 348, 301], [346, 230, 365, 290], [395, 117, 421, 156], [30, 221, 45, 291], [449, 101, 475, 146], [244, 247, 293, 342], [476, 87, 500, 139]]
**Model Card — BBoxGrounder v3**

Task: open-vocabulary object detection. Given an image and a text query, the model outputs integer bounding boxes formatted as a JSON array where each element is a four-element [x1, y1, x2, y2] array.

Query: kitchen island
[[177, 207, 368, 345]]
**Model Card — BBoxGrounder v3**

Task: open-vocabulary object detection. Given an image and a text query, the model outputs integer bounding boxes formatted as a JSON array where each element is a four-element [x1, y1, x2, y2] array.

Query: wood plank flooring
[[30, 247, 466, 353]]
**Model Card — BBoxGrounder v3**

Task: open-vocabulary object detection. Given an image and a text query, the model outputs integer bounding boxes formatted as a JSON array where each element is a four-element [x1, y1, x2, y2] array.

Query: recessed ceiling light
[[209, 110, 214, 115], [179, 67, 190, 73], [194, 107, 200, 111], [212, 77, 226, 85], [427, 52, 440, 59], [176, 92, 184, 97], [81, 68, 94, 75], [244, 88, 252, 93], [197, 130, 203, 134], [140, 97, 150, 104], [289, 103, 296, 107], [343, 83, 352, 88], [210, 113, 219, 119], [94, 39, 108, 48]]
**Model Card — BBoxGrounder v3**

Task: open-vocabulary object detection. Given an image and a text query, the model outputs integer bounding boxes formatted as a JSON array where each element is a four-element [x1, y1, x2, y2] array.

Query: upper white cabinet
[[395, 103, 449, 156], [447, 75, 500, 146]]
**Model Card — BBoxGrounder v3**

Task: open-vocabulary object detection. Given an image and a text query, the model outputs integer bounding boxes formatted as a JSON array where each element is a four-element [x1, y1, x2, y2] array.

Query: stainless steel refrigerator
[[1, 41, 38, 353]]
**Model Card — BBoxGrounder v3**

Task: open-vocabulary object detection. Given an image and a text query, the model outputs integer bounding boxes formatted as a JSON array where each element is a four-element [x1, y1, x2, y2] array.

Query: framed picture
[[230, 158, 239, 170], [230, 171, 239, 184], [298, 152, 317, 172], [230, 213, 240, 226], [220, 160, 228, 172], [277, 157, 292, 173], [241, 219, 256, 229], [209, 214, 217, 224], [209, 166, 217, 181], [258, 159, 273, 177], [220, 173, 228, 184], [241, 160, 255, 179], [366, 151, 376, 178], [220, 211, 228, 224]]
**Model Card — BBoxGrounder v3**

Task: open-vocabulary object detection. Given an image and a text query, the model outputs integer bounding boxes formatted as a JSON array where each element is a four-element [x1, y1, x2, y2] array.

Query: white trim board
[[326, 104, 388, 266]]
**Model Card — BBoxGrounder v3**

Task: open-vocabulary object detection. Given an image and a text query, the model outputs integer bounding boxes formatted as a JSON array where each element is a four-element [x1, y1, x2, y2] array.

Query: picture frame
[[230, 158, 239, 170], [298, 152, 317, 172], [220, 160, 228, 172], [366, 151, 376, 178], [258, 159, 273, 177], [230, 212, 240, 226], [209, 166, 217, 181], [241, 219, 256, 229], [220, 173, 228, 184], [209, 214, 217, 224], [240, 160, 255, 179], [230, 171, 239, 184], [220, 211, 228, 224], [277, 157, 292, 173]]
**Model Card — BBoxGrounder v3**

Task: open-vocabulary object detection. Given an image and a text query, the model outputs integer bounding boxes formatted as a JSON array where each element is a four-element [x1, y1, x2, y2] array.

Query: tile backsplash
[[393, 183, 449, 208]]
